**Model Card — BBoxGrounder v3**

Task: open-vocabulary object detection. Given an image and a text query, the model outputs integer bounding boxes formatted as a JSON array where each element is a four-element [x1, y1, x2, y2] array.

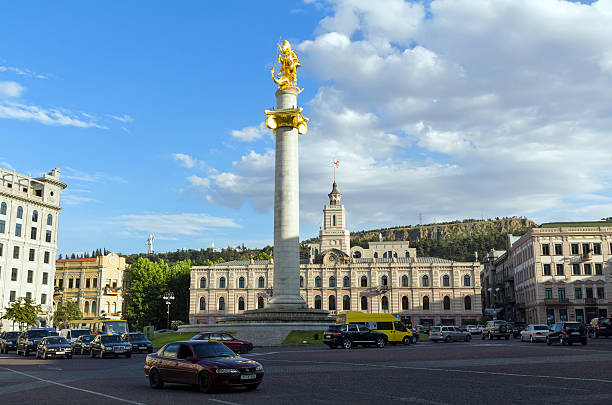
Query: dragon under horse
[[271, 40, 302, 93]]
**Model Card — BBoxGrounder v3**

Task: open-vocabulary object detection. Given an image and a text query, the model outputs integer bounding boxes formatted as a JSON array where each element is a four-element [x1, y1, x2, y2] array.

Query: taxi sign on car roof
[[208, 338, 218, 343]]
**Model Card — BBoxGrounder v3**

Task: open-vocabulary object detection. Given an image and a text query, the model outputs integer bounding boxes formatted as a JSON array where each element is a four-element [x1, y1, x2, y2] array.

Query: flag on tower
[[333, 160, 339, 168]]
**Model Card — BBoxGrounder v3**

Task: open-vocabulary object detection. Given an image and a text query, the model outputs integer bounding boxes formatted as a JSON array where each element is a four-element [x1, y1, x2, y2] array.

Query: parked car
[[90, 334, 132, 358], [481, 320, 511, 340], [144, 340, 264, 392], [546, 322, 587, 346], [336, 312, 415, 345], [16, 329, 51, 356], [415, 325, 430, 334], [36, 336, 73, 359], [519, 324, 549, 342], [122, 332, 154, 354], [72, 334, 95, 355], [467, 325, 482, 335], [0, 331, 20, 353], [589, 318, 612, 338], [191, 332, 253, 354], [323, 324, 388, 349], [430, 326, 472, 342], [511, 322, 527, 338]]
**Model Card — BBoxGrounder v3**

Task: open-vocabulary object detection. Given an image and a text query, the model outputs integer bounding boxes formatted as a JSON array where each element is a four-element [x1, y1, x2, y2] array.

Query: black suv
[[0, 331, 20, 353], [90, 334, 132, 358], [512, 322, 527, 338], [16, 329, 51, 356], [481, 320, 511, 340], [546, 322, 587, 346], [72, 334, 95, 355], [590, 318, 612, 338], [323, 324, 388, 349]]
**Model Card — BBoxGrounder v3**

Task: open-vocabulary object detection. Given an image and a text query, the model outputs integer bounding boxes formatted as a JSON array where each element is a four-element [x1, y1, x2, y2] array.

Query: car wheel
[[90, 349, 96, 358], [198, 371, 214, 393], [342, 338, 352, 349], [67, 355, 73, 359], [43, 351, 47, 360], [126, 353, 131, 358], [560, 338, 566, 346], [546, 337, 552, 346], [24, 349, 29, 356], [581, 340, 587, 346], [465, 335, 471, 342], [149, 369, 164, 389], [530, 336, 534, 343], [329, 344, 336, 349], [402, 336, 411, 345], [595, 332, 599, 339], [444, 336, 451, 343], [481, 334, 485, 340], [505, 336, 509, 340], [240, 345, 249, 354], [376, 338, 386, 348], [245, 383, 260, 391], [567, 341, 572, 346]]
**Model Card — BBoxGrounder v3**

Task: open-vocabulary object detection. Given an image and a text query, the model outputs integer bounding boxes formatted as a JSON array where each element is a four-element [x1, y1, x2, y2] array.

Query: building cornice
[[0, 190, 63, 211]]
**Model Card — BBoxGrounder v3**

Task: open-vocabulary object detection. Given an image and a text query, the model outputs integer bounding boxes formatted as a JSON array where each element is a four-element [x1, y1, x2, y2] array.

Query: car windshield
[[533, 326, 549, 330], [326, 325, 341, 332], [7, 332, 20, 338], [72, 330, 90, 338], [129, 334, 146, 341], [101, 335, 123, 343], [27, 330, 49, 338], [193, 342, 237, 358], [430, 327, 441, 332], [564, 323, 581, 331], [82, 335, 95, 342], [45, 337, 69, 345]]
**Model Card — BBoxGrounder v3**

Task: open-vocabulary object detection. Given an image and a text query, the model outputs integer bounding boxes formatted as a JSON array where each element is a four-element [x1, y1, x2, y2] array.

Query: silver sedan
[[520, 324, 550, 342]]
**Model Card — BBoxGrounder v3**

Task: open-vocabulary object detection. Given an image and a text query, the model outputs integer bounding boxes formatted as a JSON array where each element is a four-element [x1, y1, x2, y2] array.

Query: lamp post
[[163, 292, 175, 330]]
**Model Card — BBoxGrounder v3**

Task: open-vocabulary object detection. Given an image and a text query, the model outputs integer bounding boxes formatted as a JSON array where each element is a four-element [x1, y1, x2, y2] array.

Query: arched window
[[343, 276, 350, 288], [361, 296, 368, 310], [300, 276, 304, 288], [374, 252, 378, 258], [219, 277, 226, 289], [0, 202, 6, 215], [112, 302, 117, 313], [258, 276, 265, 288], [353, 250, 362, 258], [381, 296, 389, 311], [199, 277, 206, 288], [343, 295, 350, 310], [402, 275, 409, 287], [199, 297, 206, 310], [381, 275, 388, 286], [332, 215, 336, 226], [464, 275, 471, 287], [257, 296, 264, 309], [423, 296, 430, 310], [219, 297, 225, 311], [32, 210, 38, 222], [443, 296, 451, 310], [443, 275, 450, 287], [405, 251, 410, 258], [329, 276, 336, 287], [16, 206, 23, 219], [402, 296, 409, 310], [47, 214, 53, 226], [314, 295, 322, 309], [422, 275, 429, 287], [84, 301, 90, 314], [315, 276, 322, 287], [464, 296, 472, 310], [238, 297, 245, 311], [360, 276, 368, 287], [383, 252, 387, 259], [238, 277, 245, 288], [328, 295, 336, 311], [92, 301, 97, 314]]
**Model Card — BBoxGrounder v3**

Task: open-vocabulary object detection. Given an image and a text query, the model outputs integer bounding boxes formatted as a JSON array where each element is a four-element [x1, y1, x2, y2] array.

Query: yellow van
[[336, 311, 415, 345]]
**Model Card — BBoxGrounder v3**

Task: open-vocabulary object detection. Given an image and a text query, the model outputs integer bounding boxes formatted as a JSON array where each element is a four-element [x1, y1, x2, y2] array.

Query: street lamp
[[163, 292, 175, 330]]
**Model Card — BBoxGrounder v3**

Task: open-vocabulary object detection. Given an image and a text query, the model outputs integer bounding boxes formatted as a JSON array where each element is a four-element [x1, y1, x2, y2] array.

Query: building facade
[[0, 168, 65, 330], [190, 183, 482, 326], [54, 253, 128, 319], [510, 227, 612, 325]]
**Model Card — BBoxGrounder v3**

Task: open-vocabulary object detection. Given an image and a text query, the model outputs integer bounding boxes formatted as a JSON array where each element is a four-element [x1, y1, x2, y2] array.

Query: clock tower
[[319, 182, 351, 256]]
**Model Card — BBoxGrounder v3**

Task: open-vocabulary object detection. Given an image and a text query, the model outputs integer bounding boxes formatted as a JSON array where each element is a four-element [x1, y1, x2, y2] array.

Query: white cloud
[[62, 166, 126, 184], [107, 114, 134, 123], [0, 102, 106, 128], [0, 81, 24, 98], [173, 153, 206, 169], [231, 122, 268, 141], [0, 65, 48, 79], [187, 175, 210, 188], [117, 213, 242, 236]]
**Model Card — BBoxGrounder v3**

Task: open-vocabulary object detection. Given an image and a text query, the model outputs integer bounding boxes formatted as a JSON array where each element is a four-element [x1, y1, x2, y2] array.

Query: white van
[[59, 328, 91, 343]]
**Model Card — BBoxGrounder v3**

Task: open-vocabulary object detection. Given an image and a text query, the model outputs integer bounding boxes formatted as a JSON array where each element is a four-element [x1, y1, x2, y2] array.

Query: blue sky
[[2, 0, 612, 256]]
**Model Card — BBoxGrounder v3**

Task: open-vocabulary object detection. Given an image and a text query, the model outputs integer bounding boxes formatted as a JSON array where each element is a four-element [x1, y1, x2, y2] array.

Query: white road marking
[[208, 399, 241, 405], [264, 359, 612, 384], [0, 367, 145, 404]]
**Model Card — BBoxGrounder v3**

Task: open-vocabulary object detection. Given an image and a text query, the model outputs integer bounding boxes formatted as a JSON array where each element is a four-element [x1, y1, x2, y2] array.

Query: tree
[[53, 301, 83, 329], [2, 297, 43, 330], [166, 260, 192, 325], [252, 251, 272, 261], [125, 258, 169, 330]]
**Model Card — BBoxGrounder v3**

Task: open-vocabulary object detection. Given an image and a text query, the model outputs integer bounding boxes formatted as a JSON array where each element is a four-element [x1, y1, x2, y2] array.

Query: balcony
[[544, 298, 570, 306], [581, 252, 593, 261], [584, 297, 598, 305], [103, 286, 121, 295]]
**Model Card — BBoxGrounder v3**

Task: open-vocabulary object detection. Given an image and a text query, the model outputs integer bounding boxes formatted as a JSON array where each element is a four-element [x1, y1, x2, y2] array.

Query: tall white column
[[267, 88, 306, 309]]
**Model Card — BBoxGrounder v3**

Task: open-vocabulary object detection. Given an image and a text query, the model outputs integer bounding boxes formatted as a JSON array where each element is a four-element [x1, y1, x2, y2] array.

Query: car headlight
[[216, 368, 239, 374], [28, 341, 34, 345], [255, 365, 264, 372]]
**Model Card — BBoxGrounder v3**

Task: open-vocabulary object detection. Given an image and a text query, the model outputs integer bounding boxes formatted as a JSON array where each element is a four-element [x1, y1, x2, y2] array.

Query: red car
[[144, 340, 263, 393], [192, 332, 253, 354]]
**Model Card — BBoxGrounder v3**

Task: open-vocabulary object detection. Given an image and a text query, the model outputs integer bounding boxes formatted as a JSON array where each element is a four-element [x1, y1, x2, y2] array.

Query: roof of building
[[56, 258, 97, 262], [201, 256, 458, 268], [540, 221, 612, 228]]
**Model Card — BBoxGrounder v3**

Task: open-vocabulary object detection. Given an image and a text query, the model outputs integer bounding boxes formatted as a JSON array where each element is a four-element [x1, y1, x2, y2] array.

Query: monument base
[[239, 307, 332, 323]]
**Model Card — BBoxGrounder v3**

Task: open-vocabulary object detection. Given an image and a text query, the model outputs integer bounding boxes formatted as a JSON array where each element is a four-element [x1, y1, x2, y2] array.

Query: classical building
[[509, 226, 612, 325], [54, 252, 128, 319], [0, 168, 66, 330], [190, 182, 482, 326]]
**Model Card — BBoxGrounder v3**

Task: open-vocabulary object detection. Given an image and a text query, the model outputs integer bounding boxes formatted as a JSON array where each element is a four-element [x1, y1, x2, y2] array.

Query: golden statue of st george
[[271, 40, 303, 93]]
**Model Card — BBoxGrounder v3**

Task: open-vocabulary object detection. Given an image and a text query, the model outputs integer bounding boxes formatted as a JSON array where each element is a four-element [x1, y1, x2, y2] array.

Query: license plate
[[571, 332, 579, 336], [115, 347, 124, 352], [56, 351, 65, 355], [240, 374, 256, 380], [140, 346, 147, 349]]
